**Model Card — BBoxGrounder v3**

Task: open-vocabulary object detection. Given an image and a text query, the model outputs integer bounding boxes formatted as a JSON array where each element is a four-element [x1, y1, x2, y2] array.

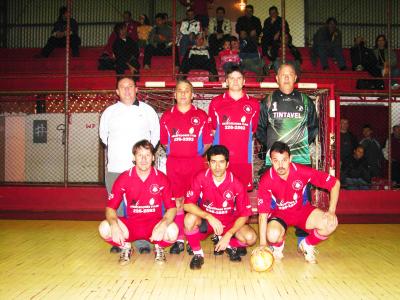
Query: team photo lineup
[[99, 63, 340, 270]]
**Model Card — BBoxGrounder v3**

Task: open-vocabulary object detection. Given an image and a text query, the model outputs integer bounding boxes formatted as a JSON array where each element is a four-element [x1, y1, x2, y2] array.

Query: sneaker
[[214, 249, 224, 256], [225, 247, 241, 262], [186, 243, 194, 255], [169, 241, 185, 254], [299, 239, 318, 264], [211, 234, 219, 245], [118, 247, 132, 266], [138, 247, 151, 254], [391, 83, 400, 90], [189, 254, 204, 270], [110, 245, 122, 253], [154, 246, 166, 263], [237, 247, 247, 257], [269, 242, 285, 260]]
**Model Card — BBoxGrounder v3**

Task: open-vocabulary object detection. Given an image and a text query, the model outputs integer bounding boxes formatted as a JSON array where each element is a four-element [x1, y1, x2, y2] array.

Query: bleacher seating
[[0, 46, 399, 93]]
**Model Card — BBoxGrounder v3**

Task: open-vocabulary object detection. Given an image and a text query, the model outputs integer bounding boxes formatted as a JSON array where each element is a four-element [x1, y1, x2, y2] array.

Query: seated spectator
[[218, 36, 241, 73], [235, 5, 262, 42], [178, 9, 201, 59], [360, 124, 384, 178], [102, 11, 140, 58], [143, 13, 180, 69], [179, 34, 218, 82], [112, 23, 140, 78], [208, 6, 232, 56], [341, 145, 371, 190], [383, 124, 400, 187], [38, 6, 81, 57], [178, 0, 213, 30], [137, 14, 152, 48], [261, 6, 290, 59], [373, 34, 400, 89], [312, 17, 346, 71], [350, 36, 381, 77], [271, 33, 302, 76], [239, 35, 266, 82], [340, 118, 358, 167]]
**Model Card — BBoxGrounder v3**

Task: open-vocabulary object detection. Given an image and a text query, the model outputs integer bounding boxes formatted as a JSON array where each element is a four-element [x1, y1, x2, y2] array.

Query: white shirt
[[99, 101, 160, 173]]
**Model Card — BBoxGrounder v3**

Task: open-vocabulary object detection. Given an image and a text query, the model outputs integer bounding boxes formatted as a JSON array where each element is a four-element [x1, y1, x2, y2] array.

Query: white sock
[[193, 249, 204, 257]]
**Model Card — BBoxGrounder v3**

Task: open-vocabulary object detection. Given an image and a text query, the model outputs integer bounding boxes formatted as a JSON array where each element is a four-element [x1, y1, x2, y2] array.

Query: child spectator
[[137, 14, 152, 49], [218, 37, 241, 73]]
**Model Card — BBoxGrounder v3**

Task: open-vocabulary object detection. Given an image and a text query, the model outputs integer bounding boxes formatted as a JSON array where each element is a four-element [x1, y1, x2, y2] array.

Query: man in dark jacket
[[235, 5, 262, 42], [341, 145, 371, 190]]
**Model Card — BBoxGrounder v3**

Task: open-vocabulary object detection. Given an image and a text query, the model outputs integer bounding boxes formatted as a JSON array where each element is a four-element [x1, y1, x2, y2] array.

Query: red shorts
[[270, 204, 316, 231], [228, 162, 253, 191], [119, 217, 159, 242], [166, 156, 206, 198]]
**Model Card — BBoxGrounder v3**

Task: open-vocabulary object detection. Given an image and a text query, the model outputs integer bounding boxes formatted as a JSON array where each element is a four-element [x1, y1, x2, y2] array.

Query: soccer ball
[[250, 247, 274, 272]]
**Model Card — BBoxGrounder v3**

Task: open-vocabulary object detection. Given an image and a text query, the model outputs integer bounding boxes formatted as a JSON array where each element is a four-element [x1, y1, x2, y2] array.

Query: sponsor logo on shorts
[[292, 180, 304, 191], [150, 184, 161, 194], [243, 105, 253, 114]]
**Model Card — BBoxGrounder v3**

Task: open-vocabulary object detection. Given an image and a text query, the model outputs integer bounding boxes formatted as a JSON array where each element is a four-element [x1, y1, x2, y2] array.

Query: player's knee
[[267, 227, 283, 243], [98, 220, 111, 239], [322, 222, 338, 236], [166, 222, 179, 241], [245, 230, 257, 246], [184, 213, 197, 231]]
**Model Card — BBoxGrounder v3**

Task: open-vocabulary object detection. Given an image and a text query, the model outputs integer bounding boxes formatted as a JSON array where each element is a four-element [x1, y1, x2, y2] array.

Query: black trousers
[[143, 44, 180, 67], [41, 35, 81, 57]]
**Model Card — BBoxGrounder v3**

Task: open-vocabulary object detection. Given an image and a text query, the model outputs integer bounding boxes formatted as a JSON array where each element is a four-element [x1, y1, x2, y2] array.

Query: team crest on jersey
[[296, 105, 304, 112], [240, 116, 246, 123], [108, 193, 114, 200], [150, 184, 161, 194], [292, 180, 304, 191], [189, 127, 194, 134], [191, 117, 200, 125], [149, 198, 155, 205], [243, 105, 253, 114], [223, 190, 234, 201]]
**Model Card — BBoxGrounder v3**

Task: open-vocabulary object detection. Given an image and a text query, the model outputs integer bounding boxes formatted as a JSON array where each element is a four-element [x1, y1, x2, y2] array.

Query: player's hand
[[110, 223, 125, 246], [214, 233, 231, 252], [324, 211, 338, 230], [251, 245, 269, 256], [207, 215, 224, 235], [175, 198, 184, 210], [150, 220, 167, 242]]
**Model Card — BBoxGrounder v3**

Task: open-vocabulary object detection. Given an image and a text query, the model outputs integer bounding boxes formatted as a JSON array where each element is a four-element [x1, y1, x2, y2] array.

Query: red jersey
[[257, 163, 337, 215], [219, 49, 241, 66], [160, 105, 213, 158], [107, 167, 174, 223], [185, 169, 252, 226], [208, 92, 260, 163]]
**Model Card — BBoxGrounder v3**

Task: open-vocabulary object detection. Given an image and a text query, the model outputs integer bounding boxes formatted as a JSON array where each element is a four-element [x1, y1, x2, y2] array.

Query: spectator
[[38, 6, 81, 58], [179, 33, 218, 82], [373, 34, 400, 89], [218, 36, 240, 73], [271, 33, 302, 76], [235, 5, 262, 41], [261, 6, 290, 59], [360, 124, 384, 178], [143, 13, 180, 69], [137, 14, 152, 49], [112, 23, 140, 78], [341, 145, 371, 190], [178, 0, 213, 30], [239, 35, 266, 82], [383, 124, 400, 187], [178, 9, 202, 59], [208, 6, 232, 56], [103, 11, 140, 58], [312, 17, 346, 71], [340, 118, 358, 167], [350, 36, 381, 77]]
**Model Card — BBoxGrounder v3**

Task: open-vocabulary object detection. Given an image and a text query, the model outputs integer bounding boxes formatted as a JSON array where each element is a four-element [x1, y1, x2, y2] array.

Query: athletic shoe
[[138, 247, 151, 254], [154, 246, 166, 263], [225, 247, 241, 262], [299, 239, 318, 264], [186, 243, 194, 255], [169, 241, 184, 254], [190, 254, 204, 270], [110, 245, 122, 253], [211, 234, 219, 245], [214, 249, 224, 256], [118, 247, 132, 266], [237, 247, 247, 257], [270, 242, 285, 260]]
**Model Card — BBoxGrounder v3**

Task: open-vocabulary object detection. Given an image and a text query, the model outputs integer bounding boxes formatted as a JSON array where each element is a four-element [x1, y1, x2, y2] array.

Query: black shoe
[[226, 247, 241, 262], [169, 241, 185, 254], [186, 244, 194, 255], [237, 247, 247, 257], [322, 66, 329, 71], [339, 66, 347, 71], [214, 249, 224, 256], [138, 247, 151, 254], [211, 234, 219, 245], [110, 246, 122, 253], [190, 254, 204, 270]]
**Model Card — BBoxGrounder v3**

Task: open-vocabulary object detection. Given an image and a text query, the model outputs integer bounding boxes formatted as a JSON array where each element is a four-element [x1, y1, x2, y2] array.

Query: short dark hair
[[132, 139, 155, 156], [58, 6, 67, 19], [270, 141, 291, 157], [375, 34, 388, 49], [326, 17, 337, 25], [114, 22, 126, 34], [155, 13, 164, 20], [246, 5, 254, 10], [225, 65, 244, 78], [362, 124, 372, 130], [269, 6, 278, 13], [140, 14, 150, 25], [116, 76, 136, 88], [216, 6, 225, 14], [123, 11, 132, 18], [176, 79, 193, 92], [230, 36, 238, 42], [206, 145, 229, 162]]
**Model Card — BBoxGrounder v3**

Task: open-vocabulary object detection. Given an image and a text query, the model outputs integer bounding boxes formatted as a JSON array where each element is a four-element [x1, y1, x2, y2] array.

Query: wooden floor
[[0, 220, 399, 300]]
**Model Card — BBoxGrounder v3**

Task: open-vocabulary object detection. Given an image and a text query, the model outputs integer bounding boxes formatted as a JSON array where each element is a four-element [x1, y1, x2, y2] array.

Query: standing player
[[98, 140, 178, 265], [99, 76, 160, 254], [184, 145, 257, 270], [256, 141, 340, 263], [160, 80, 213, 254], [208, 65, 260, 191]]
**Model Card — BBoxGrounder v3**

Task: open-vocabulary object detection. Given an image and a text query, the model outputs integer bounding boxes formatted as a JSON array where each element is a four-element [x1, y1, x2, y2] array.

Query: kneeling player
[[256, 141, 340, 263], [98, 140, 178, 266], [184, 145, 257, 270]]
